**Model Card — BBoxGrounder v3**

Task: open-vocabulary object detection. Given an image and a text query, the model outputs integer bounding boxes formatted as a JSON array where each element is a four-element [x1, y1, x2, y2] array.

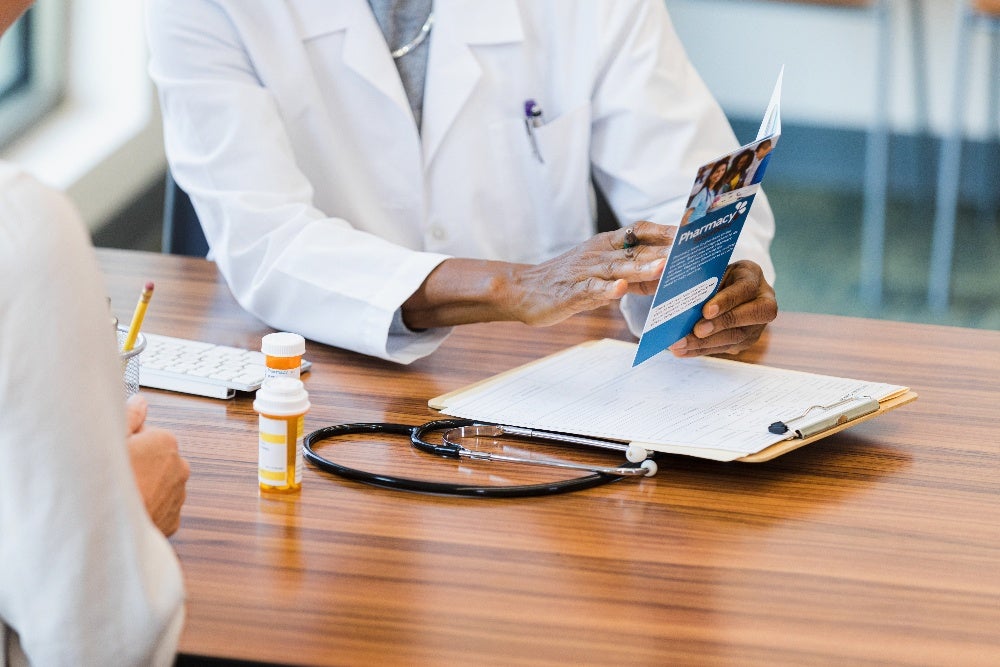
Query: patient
[[0, 3, 188, 664]]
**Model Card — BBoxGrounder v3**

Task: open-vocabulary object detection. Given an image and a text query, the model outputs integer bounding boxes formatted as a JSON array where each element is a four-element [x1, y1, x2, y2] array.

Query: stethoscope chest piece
[[429, 423, 657, 477]]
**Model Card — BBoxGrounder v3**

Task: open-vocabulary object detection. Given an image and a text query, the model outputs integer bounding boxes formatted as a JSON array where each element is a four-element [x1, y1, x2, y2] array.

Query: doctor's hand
[[125, 395, 190, 537], [668, 259, 777, 357], [508, 221, 676, 326], [402, 221, 674, 329]]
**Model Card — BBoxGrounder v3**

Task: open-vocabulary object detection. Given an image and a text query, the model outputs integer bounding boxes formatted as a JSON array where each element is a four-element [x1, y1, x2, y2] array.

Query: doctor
[[147, 0, 778, 363]]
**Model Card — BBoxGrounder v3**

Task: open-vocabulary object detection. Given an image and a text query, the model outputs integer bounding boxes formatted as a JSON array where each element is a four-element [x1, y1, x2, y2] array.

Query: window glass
[[0, 6, 65, 148], [0, 16, 29, 99]]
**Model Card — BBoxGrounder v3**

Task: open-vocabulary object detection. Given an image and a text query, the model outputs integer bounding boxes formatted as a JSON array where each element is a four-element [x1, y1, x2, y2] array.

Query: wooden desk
[[98, 248, 1000, 666]]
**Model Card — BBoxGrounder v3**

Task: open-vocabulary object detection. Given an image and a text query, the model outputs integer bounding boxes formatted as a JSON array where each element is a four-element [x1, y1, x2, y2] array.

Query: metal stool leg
[[929, 3, 973, 313], [909, 0, 931, 203], [979, 20, 1000, 229], [859, 0, 892, 312]]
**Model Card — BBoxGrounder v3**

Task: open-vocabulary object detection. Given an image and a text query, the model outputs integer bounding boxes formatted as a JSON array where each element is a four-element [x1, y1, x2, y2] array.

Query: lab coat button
[[430, 225, 446, 241]]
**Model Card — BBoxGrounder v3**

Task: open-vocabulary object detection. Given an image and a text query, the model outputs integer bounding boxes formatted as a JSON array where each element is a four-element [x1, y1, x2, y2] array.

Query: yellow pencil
[[122, 281, 154, 352]]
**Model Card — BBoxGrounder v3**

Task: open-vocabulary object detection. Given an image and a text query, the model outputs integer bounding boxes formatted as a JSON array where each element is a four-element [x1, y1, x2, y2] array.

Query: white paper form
[[439, 339, 905, 460]]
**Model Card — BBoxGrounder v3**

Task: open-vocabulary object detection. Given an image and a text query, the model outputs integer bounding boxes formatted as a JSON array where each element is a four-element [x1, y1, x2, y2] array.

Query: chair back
[[162, 171, 209, 256]]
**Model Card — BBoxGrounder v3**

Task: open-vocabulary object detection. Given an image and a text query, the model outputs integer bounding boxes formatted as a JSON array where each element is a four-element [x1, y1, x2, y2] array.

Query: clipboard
[[736, 388, 915, 462], [429, 339, 918, 463]]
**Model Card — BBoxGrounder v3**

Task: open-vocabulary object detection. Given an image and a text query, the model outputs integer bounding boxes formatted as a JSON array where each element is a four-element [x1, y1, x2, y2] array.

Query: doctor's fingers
[[624, 278, 663, 297], [674, 295, 775, 355], [559, 248, 664, 303], [670, 323, 767, 358], [518, 276, 626, 326], [556, 276, 631, 316], [692, 292, 777, 341], [603, 221, 676, 251], [702, 260, 775, 320], [602, 251, 667, 286], [584, 240, 668, 282]]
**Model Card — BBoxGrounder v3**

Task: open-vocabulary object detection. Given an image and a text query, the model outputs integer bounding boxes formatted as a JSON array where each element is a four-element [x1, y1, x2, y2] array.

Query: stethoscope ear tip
[[640, 459, 658, 477]]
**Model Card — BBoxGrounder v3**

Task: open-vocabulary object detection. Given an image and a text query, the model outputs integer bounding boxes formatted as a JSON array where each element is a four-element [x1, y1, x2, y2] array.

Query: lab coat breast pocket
[[488, 102, 593, 263]]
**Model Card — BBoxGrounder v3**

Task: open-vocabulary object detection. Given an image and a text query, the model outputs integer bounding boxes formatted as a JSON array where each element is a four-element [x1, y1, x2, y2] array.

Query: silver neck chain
[[391, 12, 434, 59]]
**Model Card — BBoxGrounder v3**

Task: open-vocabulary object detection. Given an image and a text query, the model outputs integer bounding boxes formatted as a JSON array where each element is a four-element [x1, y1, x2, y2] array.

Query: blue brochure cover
[[633, 70, 783, 366]]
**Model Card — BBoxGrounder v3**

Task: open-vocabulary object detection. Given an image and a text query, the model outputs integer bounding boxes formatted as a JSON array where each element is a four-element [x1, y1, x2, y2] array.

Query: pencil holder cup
[[117, 326, 147, 399]]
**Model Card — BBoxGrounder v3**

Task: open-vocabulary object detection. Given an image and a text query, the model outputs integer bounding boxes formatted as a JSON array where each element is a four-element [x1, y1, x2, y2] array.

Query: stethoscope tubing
[[302, 420, 645, 498]]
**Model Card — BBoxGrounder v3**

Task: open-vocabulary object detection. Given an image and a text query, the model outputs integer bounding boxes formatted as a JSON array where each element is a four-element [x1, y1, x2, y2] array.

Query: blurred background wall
[[2, 0, 997, 328], [672, 0, 996, 140], [667, 0, 999, 329]]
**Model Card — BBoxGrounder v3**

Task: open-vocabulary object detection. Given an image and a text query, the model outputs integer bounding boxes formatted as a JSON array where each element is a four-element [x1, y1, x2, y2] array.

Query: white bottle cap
[[253, 378, 310, 416], [261, 332, 306, 357]]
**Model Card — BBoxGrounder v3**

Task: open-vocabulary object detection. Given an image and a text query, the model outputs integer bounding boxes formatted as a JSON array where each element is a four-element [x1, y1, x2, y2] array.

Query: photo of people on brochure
[[681, 136, 776, 227]]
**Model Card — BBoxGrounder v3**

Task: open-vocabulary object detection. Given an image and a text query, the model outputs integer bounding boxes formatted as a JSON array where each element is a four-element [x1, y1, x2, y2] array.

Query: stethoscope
[[303, 419, 658, 498]]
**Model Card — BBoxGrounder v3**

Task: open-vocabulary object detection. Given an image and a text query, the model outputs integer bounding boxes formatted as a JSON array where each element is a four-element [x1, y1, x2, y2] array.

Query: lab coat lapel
[[422, 0, 524, 167], [294, 0, 413, 123]]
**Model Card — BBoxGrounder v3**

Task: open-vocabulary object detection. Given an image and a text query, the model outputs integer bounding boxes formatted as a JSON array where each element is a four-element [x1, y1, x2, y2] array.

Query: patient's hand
[[126, 395, 190, 537]]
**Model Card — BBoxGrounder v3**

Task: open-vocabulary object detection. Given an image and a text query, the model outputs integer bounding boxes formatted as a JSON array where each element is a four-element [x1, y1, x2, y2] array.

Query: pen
[[122, 281, 154, 352], [524, 99, 544, 127], [523, 99, 545, 163]]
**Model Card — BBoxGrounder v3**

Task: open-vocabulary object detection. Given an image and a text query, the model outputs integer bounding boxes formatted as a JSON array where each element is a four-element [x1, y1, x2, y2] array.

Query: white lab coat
[[147, 0, 775, 363]]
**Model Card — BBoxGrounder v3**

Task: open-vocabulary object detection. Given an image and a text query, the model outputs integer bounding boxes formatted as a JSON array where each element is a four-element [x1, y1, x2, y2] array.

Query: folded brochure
[[633, 68, 784, 366]]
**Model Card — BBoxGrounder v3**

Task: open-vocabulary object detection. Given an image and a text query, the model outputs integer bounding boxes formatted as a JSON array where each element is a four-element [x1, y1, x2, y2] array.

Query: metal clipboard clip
[[768, 395, 880, 439]]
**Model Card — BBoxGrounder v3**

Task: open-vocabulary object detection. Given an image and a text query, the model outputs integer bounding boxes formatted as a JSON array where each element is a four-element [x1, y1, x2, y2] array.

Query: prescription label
[[258, 414, 304, 487]]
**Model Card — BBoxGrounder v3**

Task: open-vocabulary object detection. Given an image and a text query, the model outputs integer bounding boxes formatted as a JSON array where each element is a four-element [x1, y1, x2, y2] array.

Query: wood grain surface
[[99, 248, 1000, 667]]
